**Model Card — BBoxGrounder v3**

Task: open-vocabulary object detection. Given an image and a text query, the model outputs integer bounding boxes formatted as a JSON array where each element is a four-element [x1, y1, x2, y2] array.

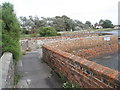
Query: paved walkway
[[16, 49, 62, 88]]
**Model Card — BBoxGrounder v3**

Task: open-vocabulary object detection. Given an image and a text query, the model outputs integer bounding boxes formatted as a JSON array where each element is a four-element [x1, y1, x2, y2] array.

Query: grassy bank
[[93, 28, 114, 31], [20, 34, 40, 38], [59, 28, 114, 35], [20, 28, 115, 38]]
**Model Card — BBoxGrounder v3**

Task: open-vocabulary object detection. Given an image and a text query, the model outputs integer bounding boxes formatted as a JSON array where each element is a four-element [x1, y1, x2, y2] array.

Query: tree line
[[19, 15, 92, 34], [19, 15, 114, 35]]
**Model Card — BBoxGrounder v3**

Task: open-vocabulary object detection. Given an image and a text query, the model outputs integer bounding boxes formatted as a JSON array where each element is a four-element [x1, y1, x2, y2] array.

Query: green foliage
[[14, 71, 22, 86], [19, 15, 91, 33], [1, 2, 21, 61], [0, 5, 2, 56], [63, 81, 80, 88], [2, 31, 20, 61], [39, 27, 61, 37], [0, 20, 2, 50], [63, 81, 72, 88], [99, 19, 114, 28], [58, 74, 80, 88], [85, 21, 91, 27]]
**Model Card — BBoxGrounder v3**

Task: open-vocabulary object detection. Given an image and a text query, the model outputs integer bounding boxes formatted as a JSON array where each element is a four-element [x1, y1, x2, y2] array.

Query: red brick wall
[[47, 35, 118, 59], [70, 42, 118, 59], [20, 33, 98, 40], [42, 35, 120, 88]]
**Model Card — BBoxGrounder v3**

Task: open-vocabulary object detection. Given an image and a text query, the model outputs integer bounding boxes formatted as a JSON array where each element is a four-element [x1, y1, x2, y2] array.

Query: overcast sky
[[0, 0, 119, 25]]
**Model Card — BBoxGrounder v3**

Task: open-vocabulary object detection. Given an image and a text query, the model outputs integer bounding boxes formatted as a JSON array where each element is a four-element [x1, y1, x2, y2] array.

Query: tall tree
[[2, 2, 21, 60], [19, 15, 93, 33], [85, 21, 92, 28], [99, 19, 104, 25], [100, 19, 114, 28]]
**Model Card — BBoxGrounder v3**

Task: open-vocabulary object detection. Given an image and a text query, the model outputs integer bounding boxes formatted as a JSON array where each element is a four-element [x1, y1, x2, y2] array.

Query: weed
[[14, 72, 22, 86]]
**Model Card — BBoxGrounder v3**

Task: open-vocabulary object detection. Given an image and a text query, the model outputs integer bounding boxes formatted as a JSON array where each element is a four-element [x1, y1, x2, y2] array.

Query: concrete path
[[16, 49, 62, 88]]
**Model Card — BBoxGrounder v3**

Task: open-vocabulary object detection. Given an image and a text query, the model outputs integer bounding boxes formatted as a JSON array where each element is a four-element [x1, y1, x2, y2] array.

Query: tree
[[99, 19, 104, 25], [52, 16, 66, 31], [74, 20, 84, 30], [2, 2, 21, 61], [85, 21, 92, 28], [19, 15, 94, 33], [100, 19, 114, 28]]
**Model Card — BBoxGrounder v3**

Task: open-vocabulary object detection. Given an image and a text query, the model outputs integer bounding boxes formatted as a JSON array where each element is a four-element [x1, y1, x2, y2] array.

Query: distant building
[[95, 25, 103, 29], [94, 24, 103, 29], [114, 25, 120, 29]]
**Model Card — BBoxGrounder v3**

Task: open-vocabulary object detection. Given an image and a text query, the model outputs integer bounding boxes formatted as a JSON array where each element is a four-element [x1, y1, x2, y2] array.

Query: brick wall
[[42, 35, 120, 88], [48, 35, 118, 59], [20, 33, 98, 51]]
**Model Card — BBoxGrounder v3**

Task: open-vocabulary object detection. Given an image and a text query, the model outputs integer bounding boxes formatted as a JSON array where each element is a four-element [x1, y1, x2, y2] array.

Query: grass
[[92, 28, 114, 31], [13, 52, 23, 87], [20, 33, 60, 38], [20, 28, 115, 38], [14, 60, 22, 86], [20, 34, 39, 38], [20, 34, 31, 38], [59, 28, 114, 35], [14, 71, 22, 86]]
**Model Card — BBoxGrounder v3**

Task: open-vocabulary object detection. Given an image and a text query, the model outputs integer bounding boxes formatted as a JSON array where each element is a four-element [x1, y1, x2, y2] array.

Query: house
[[94, 23, 103, 29], [114, 25, 120, 29], [95, 25, 103, 29]]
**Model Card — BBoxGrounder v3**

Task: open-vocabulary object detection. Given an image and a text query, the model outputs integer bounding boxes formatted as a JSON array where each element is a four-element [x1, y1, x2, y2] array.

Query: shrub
[[39, 27, 61, 37], [1, 2, 21, 61]]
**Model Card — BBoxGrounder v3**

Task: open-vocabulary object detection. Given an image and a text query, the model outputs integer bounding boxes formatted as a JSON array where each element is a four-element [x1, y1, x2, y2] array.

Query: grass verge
[[14, 71, 22, 86], [93, 28, 114, 31]]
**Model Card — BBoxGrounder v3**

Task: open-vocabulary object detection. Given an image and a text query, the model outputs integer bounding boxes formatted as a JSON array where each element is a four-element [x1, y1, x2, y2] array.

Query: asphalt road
[[17, 49, 62, 88]]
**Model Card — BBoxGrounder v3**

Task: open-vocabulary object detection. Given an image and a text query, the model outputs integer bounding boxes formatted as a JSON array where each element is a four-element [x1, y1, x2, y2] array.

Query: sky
[[0, 0, 120, 25], [118, 1, 120, 25]]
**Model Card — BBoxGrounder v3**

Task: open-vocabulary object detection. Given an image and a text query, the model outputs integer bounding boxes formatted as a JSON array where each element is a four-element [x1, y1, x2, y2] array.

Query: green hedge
[[39, 27, 61, 37]]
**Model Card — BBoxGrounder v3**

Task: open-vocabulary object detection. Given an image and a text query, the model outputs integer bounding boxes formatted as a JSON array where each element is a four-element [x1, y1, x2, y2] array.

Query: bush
[[2, 32, 20, 61], [39, 27, 61, 37], [1, 2, 21, 61]]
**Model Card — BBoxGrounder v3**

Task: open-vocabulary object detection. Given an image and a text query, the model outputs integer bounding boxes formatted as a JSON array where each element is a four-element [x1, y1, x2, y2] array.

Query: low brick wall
[[0, 52, 14, 89], [42, 35, 120, 88], [20, 33, 98, 51], [48, 35, 118, 59]]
